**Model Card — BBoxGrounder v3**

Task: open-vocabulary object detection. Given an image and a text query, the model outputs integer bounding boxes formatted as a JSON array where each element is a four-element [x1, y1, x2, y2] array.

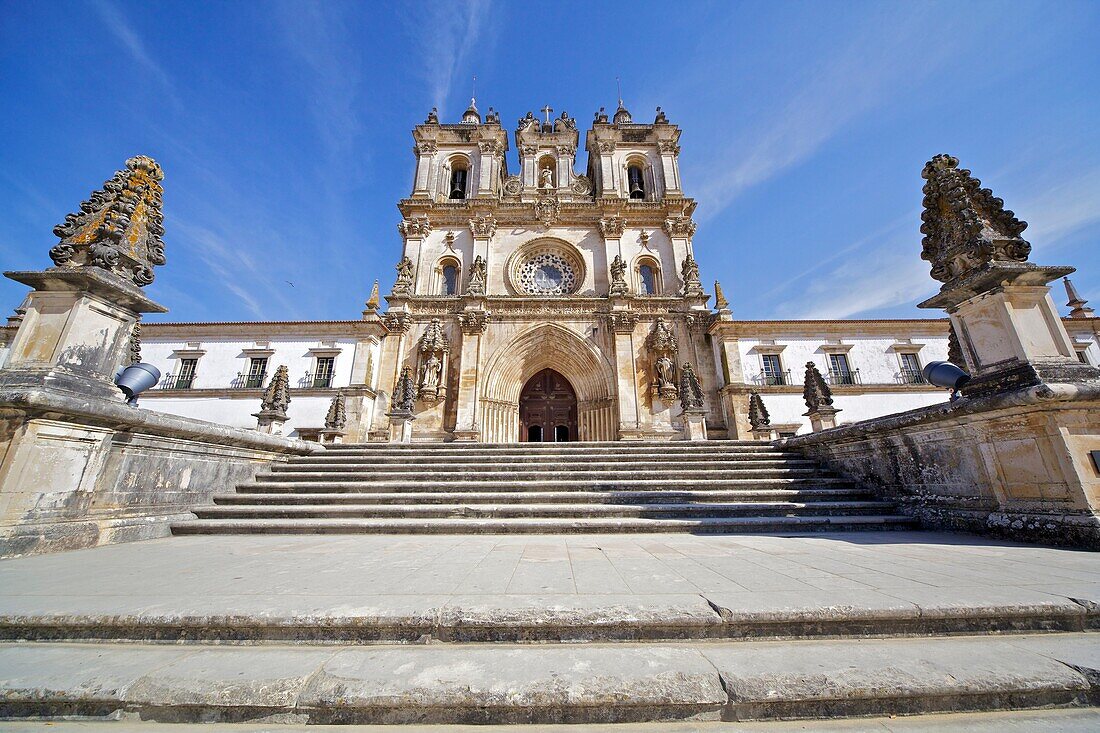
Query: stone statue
[[419, 353, 442, 393], [609, 255, 628, 296], [680, 255, 703, 296], [467, 255, 487, 295], [655, 355, 676, 396], [539, 167, 554, 189], [393, 256, 414, 294]]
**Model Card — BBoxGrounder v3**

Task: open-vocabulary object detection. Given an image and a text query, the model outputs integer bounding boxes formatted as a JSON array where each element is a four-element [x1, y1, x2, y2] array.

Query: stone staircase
[[172, 440, 914, 535]]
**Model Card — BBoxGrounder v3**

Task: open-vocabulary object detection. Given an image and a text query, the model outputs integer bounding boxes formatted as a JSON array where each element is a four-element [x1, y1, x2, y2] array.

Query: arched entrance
[[519, 369, 577, 442]]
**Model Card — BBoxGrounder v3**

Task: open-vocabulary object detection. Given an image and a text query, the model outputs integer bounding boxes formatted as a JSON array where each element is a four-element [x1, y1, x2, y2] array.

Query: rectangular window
[[313, 356, 335, 388], [828, 353, 856, 384], [899, 352, 924, 383], [176, 358, 197, 390], [761, 354, 785, 385], [245, 357, 268, 388], [1078, 350, 1091, 365]]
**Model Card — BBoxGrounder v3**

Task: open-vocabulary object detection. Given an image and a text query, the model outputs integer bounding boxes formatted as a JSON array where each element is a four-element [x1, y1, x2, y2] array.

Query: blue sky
[[1, 0, 1097, 323]]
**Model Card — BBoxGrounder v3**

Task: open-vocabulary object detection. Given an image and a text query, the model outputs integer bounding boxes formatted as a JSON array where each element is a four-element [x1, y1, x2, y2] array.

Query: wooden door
[[519, 368, 577, 442]]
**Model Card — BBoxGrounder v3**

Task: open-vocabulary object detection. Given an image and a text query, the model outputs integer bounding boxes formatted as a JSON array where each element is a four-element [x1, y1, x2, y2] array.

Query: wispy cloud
[[408, 0, 493, 113], [1017, 168, 1100, 251], [89, 0, 178, 101], [688, 9, 958, 222]]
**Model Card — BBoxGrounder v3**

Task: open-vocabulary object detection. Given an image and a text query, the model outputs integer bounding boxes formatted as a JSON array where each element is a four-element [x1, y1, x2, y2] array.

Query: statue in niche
[[419, 352, 442, 393], [539, 167, 555, 189], [655, 355, 677, 396], [467, 255, 487, 295], [609, 254, 628, 296]]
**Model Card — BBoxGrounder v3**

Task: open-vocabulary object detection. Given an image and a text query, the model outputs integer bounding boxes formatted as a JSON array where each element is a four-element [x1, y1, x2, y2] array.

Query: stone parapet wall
[[786, 382, 1100, 549], [0, 387, 319, 558]]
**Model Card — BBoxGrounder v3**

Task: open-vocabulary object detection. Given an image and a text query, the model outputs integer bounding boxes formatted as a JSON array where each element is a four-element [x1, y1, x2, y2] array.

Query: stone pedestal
[[751, 427, 779, 442], [681, 408, 708, 441], [319, 429, 345, 444], [253, 409, 289, 435], [452, 427, 480, 442], [0, 269, 167, 399], [805, 406, 840, 432], [389, 412, 415, 443], [920, 264, 1099, 395]]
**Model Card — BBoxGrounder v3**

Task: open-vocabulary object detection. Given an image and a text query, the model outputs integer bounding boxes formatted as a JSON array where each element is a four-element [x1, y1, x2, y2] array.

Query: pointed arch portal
[[479, 323, 618, 442]]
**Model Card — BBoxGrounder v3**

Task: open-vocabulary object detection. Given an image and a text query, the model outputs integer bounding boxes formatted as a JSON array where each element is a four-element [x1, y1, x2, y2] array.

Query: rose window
[[518, 252, 577, 295]]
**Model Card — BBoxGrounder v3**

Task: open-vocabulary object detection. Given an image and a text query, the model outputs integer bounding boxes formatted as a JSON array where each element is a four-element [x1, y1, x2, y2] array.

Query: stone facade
[[4, 114, 1096, 444]]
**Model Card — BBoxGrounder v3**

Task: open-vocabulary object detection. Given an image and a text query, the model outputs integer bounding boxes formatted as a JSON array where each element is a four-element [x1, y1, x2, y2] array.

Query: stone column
[[368, 312, 411, 441], [608, 311, 642, 440], [597, 141, 616, 196], [411, 142, 436, 198], [453, 308, 490, 441], [476, 141, 500, 197], [658, 139, 682, 196]]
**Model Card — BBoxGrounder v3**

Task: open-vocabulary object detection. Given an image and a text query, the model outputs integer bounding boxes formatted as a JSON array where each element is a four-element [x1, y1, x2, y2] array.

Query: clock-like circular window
[[508, 240, 585, 296]]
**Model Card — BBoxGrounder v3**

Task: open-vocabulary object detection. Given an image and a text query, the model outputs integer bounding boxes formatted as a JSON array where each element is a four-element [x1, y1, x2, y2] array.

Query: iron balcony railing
[[895, 369, 927, 385], [827, 368, 861, 386], [160, 373, 196, 390], [754, 370, 792, 386], [300, 371, 334, 389], [232, 371, 267, 389]]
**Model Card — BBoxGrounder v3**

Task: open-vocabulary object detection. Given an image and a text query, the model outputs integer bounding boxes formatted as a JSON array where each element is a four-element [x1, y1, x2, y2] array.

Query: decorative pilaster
[[802, 362, 839, 432], [468, 213, 495, 291], [396, 216, 430, 295], [453, 309, 491, 441], [606, 310, 642, 438], [916, 154, 1097, 395], [253, 365, 291, 434]]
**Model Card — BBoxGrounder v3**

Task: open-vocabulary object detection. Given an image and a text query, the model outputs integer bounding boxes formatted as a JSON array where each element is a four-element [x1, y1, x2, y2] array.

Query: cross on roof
[[541, 105, 553, 125]]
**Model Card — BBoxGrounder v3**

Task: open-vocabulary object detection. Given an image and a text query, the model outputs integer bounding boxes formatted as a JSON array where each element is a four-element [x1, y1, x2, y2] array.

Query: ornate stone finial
[[461, 98, 481, 125], [714, 281, 729, 310], [260, 365, 291, 416], [392, 365, 416, 414], [919, 154, 1031, 285], [392, 256, 414, 295], [678, 363, 704, 410], [1064, 277, 1095, 318], [947, 322, 965, 367], [485, 107, 499, 125], [324, 391, 347, 430], [466, 255, 487, 296], [49, 155, 166, 287], [613, 101, 632, 125], [680, 255, 704, 297], [747, 392, 771, 431], [594, 107, 608, 124], [609, 255, 628, 296], [654, 106, 669, 124], [425, 107, 439, 124], [802, 362, 834, 412], [364, 280, 380, 314], [128, 320, 142, 365]]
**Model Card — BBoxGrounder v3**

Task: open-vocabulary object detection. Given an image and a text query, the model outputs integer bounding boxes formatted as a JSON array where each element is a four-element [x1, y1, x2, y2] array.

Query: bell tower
[[513, 107, 585, 199], [410, 101, 509, 202], [585, 103, 683, 201]]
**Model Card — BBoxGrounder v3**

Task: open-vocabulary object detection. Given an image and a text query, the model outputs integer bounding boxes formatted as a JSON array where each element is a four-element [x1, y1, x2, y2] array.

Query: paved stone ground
[[4, 708, 1100, 731], [2, 531, 1099, 635]]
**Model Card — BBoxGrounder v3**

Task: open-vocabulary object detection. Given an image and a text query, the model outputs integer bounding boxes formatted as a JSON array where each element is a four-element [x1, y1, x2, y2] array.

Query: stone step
[[277, 456, 816, 468], [172, 514, 915, 535], [257, 468, 834, 483], [1, 634, 1095, 724], [235, 477, 857, 493], [192, 500, 900, 521], [330, 440, 772, 449], [317, 449, 796, 461], [213, 488, 876, 505]]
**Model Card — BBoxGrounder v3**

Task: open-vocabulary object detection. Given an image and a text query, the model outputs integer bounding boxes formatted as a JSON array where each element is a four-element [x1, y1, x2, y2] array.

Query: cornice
[[719, 383, 943, 396], [141, 320, 386, 339], [397, 197, 698, 228], [143, 385, 377, 400], [709, 318, 953, 338]]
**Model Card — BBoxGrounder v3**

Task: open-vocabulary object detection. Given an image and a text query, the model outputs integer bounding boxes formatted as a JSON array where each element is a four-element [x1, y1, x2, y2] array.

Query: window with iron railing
[[244, 357, 268, 389], [896, 352, 925, 384], [174, 358, 197, 390], [760, 354, 787, 385], [312, 356, 335, 388], [827, 353, 859, 385]]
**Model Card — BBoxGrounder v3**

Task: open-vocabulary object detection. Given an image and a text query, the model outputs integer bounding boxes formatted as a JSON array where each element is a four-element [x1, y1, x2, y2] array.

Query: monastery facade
[[24, 102, 1096, 443]]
